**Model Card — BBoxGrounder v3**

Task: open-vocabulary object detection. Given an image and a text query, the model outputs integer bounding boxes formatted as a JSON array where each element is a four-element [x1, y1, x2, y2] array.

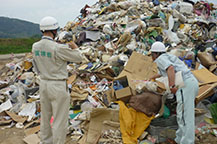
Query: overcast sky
[[0, 0, 97, 27], [0, 0, 216, 28]]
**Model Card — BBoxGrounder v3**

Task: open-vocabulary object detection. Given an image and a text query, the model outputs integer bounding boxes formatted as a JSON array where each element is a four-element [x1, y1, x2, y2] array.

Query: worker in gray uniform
[[32, 16, 83, 144], [150, 42, 198, 144]]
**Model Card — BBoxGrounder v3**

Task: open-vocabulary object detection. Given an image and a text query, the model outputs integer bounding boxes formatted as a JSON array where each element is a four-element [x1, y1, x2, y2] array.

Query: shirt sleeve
[[55, 44, 84, 63], [155, 55, 173, 71], [32, 44, 40, 74]]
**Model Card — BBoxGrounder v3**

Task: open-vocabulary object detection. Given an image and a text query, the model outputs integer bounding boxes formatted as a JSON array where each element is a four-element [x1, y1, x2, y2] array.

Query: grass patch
[[0, 38, 40, 54]]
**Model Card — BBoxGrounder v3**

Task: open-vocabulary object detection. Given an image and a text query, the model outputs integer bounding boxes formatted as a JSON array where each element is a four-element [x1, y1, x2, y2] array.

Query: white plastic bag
[[156, 71, 184, 91], [164, 15, 180, 44], [103, 24, 113, 35], [178, 2, 193, 14]]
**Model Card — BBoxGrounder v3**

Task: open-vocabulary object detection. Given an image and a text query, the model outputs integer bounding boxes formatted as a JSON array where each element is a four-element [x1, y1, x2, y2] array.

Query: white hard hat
[[40, 16, 59, 31], [150, 41, 166, 52]]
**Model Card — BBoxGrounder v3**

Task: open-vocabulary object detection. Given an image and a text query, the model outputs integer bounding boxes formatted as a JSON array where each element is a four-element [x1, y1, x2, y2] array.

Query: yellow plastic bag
[[117, 101, 154, 144]]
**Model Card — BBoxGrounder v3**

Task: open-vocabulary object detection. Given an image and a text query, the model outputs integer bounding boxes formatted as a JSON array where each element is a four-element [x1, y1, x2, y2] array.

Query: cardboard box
[[106, 52, 160, 103], [113, 52, 159, 103], [113, 76, 136, 103], [115, 87, 132, 99], [118, 52, 158, 90]]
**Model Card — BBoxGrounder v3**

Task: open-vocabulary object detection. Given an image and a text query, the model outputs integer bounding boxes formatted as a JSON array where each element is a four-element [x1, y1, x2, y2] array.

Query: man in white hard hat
[[150, 41, 198, 144], [32, 16, 83, 144]]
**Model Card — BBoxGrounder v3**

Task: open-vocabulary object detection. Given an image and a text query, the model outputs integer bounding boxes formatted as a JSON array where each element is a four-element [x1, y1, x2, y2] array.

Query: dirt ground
[[0, 125, 74, 144], [0, 126, 25, 144]]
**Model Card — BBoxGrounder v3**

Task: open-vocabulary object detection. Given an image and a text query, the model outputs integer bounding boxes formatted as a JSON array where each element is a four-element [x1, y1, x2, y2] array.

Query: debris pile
[[1, 0, 217, 143]]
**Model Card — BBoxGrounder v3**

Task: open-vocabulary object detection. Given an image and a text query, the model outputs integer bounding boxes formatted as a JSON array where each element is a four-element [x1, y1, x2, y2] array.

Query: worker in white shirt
[[32, 16, 83, 144], [150, 41, 198, 144]]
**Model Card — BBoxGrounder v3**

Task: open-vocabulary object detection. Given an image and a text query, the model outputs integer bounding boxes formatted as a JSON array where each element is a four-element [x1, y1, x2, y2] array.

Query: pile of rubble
[[1, 0, 217, 143]]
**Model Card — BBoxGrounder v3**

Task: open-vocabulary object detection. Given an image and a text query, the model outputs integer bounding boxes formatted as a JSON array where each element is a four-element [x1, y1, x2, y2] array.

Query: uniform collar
[[42, 36, 54, 41], [154, 53, 166, 63]]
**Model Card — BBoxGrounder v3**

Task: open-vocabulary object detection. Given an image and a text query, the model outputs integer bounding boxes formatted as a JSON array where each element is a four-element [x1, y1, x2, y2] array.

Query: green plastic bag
[[209, 103, 217, 124], [163, 105, 170, 119]]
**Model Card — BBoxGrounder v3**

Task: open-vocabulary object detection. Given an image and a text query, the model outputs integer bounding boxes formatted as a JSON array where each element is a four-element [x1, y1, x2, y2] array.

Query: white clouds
[[0, 0, 97, 27]]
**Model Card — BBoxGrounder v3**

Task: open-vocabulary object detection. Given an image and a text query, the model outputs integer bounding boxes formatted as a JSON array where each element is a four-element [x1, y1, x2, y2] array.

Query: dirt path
[[0, 125, 72, 144], [0, 126, 25, 144]]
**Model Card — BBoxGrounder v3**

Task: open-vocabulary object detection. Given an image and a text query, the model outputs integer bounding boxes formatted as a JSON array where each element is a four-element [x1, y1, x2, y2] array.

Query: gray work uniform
[[155, 53, 198, 144], [32, 36, 83, 144]]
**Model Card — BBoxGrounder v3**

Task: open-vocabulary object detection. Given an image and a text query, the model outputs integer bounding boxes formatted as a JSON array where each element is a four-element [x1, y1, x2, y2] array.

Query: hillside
[[0, 38, 40, 54], [0, 17, 41, 38]]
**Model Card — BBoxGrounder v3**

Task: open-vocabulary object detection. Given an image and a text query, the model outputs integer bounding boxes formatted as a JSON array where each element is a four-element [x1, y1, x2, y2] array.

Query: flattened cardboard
[[78, 133, 87, 144], [102, 120, 120, 131], [118, 52, 158, 90], [124, 52, 158, 80], [96, 73, 114, 81], [196, 83, 217, 104], [0, 120, 12, 125], [97, 65, 116, 78], [86, 108, 119, 144], [78, 64, 89, 70], [0, 111, 7, 116], [192, 68, 217, 85], [24, 125, 40, 136], [5, 111, 27, 123], [209, 64, 216, 72], [67, 74, 77, 85], [187, 69, 217, 104], [70, 86, 89, 101], [103, 89, 116, 106], [23, 134, 40, 144], [24, 120, 40, 129]]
